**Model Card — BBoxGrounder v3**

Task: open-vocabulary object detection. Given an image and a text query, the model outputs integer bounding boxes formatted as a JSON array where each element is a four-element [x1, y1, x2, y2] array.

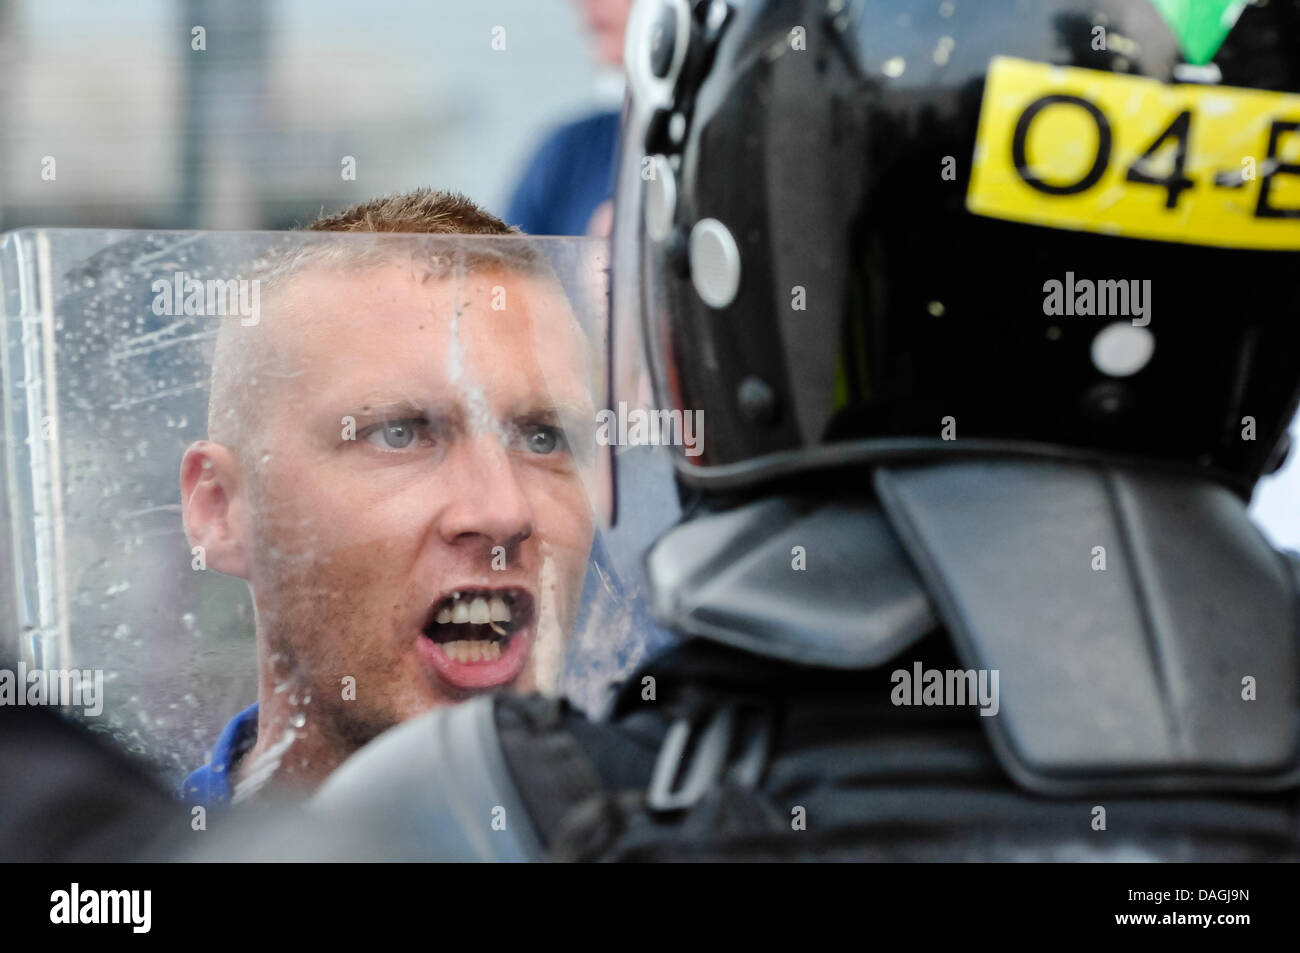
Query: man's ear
[[180, 441, 250, 579]]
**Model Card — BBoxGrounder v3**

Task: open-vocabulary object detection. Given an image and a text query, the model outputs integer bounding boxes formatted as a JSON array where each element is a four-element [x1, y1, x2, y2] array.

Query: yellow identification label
[[967, 56, 1300, 250]]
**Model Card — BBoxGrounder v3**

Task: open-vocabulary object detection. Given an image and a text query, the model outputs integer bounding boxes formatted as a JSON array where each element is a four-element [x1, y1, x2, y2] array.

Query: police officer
[[304, 0, 1300, 861]]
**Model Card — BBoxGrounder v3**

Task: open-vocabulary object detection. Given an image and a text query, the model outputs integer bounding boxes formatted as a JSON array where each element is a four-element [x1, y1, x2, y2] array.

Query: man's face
[[578, 0, 634, 66], [236, 262, 597, 743]]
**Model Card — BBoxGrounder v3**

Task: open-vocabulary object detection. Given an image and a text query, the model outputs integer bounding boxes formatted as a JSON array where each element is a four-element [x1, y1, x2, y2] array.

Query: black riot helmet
[[611, 0, 1300, 499]]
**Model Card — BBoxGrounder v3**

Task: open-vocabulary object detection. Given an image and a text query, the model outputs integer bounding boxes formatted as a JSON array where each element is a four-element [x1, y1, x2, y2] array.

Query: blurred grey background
[[0, 0, 622, 230]]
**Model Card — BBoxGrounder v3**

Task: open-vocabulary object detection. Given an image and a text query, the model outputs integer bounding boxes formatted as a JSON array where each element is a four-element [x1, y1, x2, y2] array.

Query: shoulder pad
[[311, 694, 545, 861], [876, 460, 1300, 796]]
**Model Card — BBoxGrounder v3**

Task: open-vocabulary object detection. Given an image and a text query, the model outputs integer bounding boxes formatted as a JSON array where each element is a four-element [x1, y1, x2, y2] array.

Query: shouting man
[[180, 191, 600, 804]]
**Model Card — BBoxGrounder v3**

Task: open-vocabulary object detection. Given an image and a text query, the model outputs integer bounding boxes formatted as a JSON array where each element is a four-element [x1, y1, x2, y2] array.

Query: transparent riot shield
[[0, 228, 674, 799]]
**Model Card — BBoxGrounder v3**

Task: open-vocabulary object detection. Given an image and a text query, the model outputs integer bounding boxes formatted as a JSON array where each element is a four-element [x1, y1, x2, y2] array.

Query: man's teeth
[[442, 640, 503, 663], [431, 592, 514, 631]]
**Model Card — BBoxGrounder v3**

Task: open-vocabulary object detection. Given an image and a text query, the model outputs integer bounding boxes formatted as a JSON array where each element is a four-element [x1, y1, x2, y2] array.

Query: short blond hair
[[304, 188, 517, 235]]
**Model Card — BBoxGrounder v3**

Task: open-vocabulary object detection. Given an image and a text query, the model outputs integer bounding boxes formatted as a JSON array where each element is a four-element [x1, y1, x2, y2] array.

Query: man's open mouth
[[420, 587, 534, 668]]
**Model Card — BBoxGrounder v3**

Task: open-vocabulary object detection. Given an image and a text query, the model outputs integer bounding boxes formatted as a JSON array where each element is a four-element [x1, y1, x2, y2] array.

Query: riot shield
[[0, 228, 675, 798]]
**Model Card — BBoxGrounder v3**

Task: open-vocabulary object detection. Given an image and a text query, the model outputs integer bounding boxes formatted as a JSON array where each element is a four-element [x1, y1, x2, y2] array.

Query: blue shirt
[[180, 702, 258, 806], [506, 110, 621, 236]]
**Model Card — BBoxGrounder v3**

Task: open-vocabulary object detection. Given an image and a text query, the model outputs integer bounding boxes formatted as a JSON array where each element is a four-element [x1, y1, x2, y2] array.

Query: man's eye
[[524, 425, 566, 455], [363, 419, 425, 450]]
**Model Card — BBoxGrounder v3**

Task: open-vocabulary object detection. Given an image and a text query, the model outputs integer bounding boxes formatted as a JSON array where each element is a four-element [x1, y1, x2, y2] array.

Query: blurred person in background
[[506, 0, 634, 236]]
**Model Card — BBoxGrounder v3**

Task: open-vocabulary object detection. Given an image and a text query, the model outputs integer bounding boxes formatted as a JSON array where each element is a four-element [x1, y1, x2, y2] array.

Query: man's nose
[[435, 435, 534, 552]]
